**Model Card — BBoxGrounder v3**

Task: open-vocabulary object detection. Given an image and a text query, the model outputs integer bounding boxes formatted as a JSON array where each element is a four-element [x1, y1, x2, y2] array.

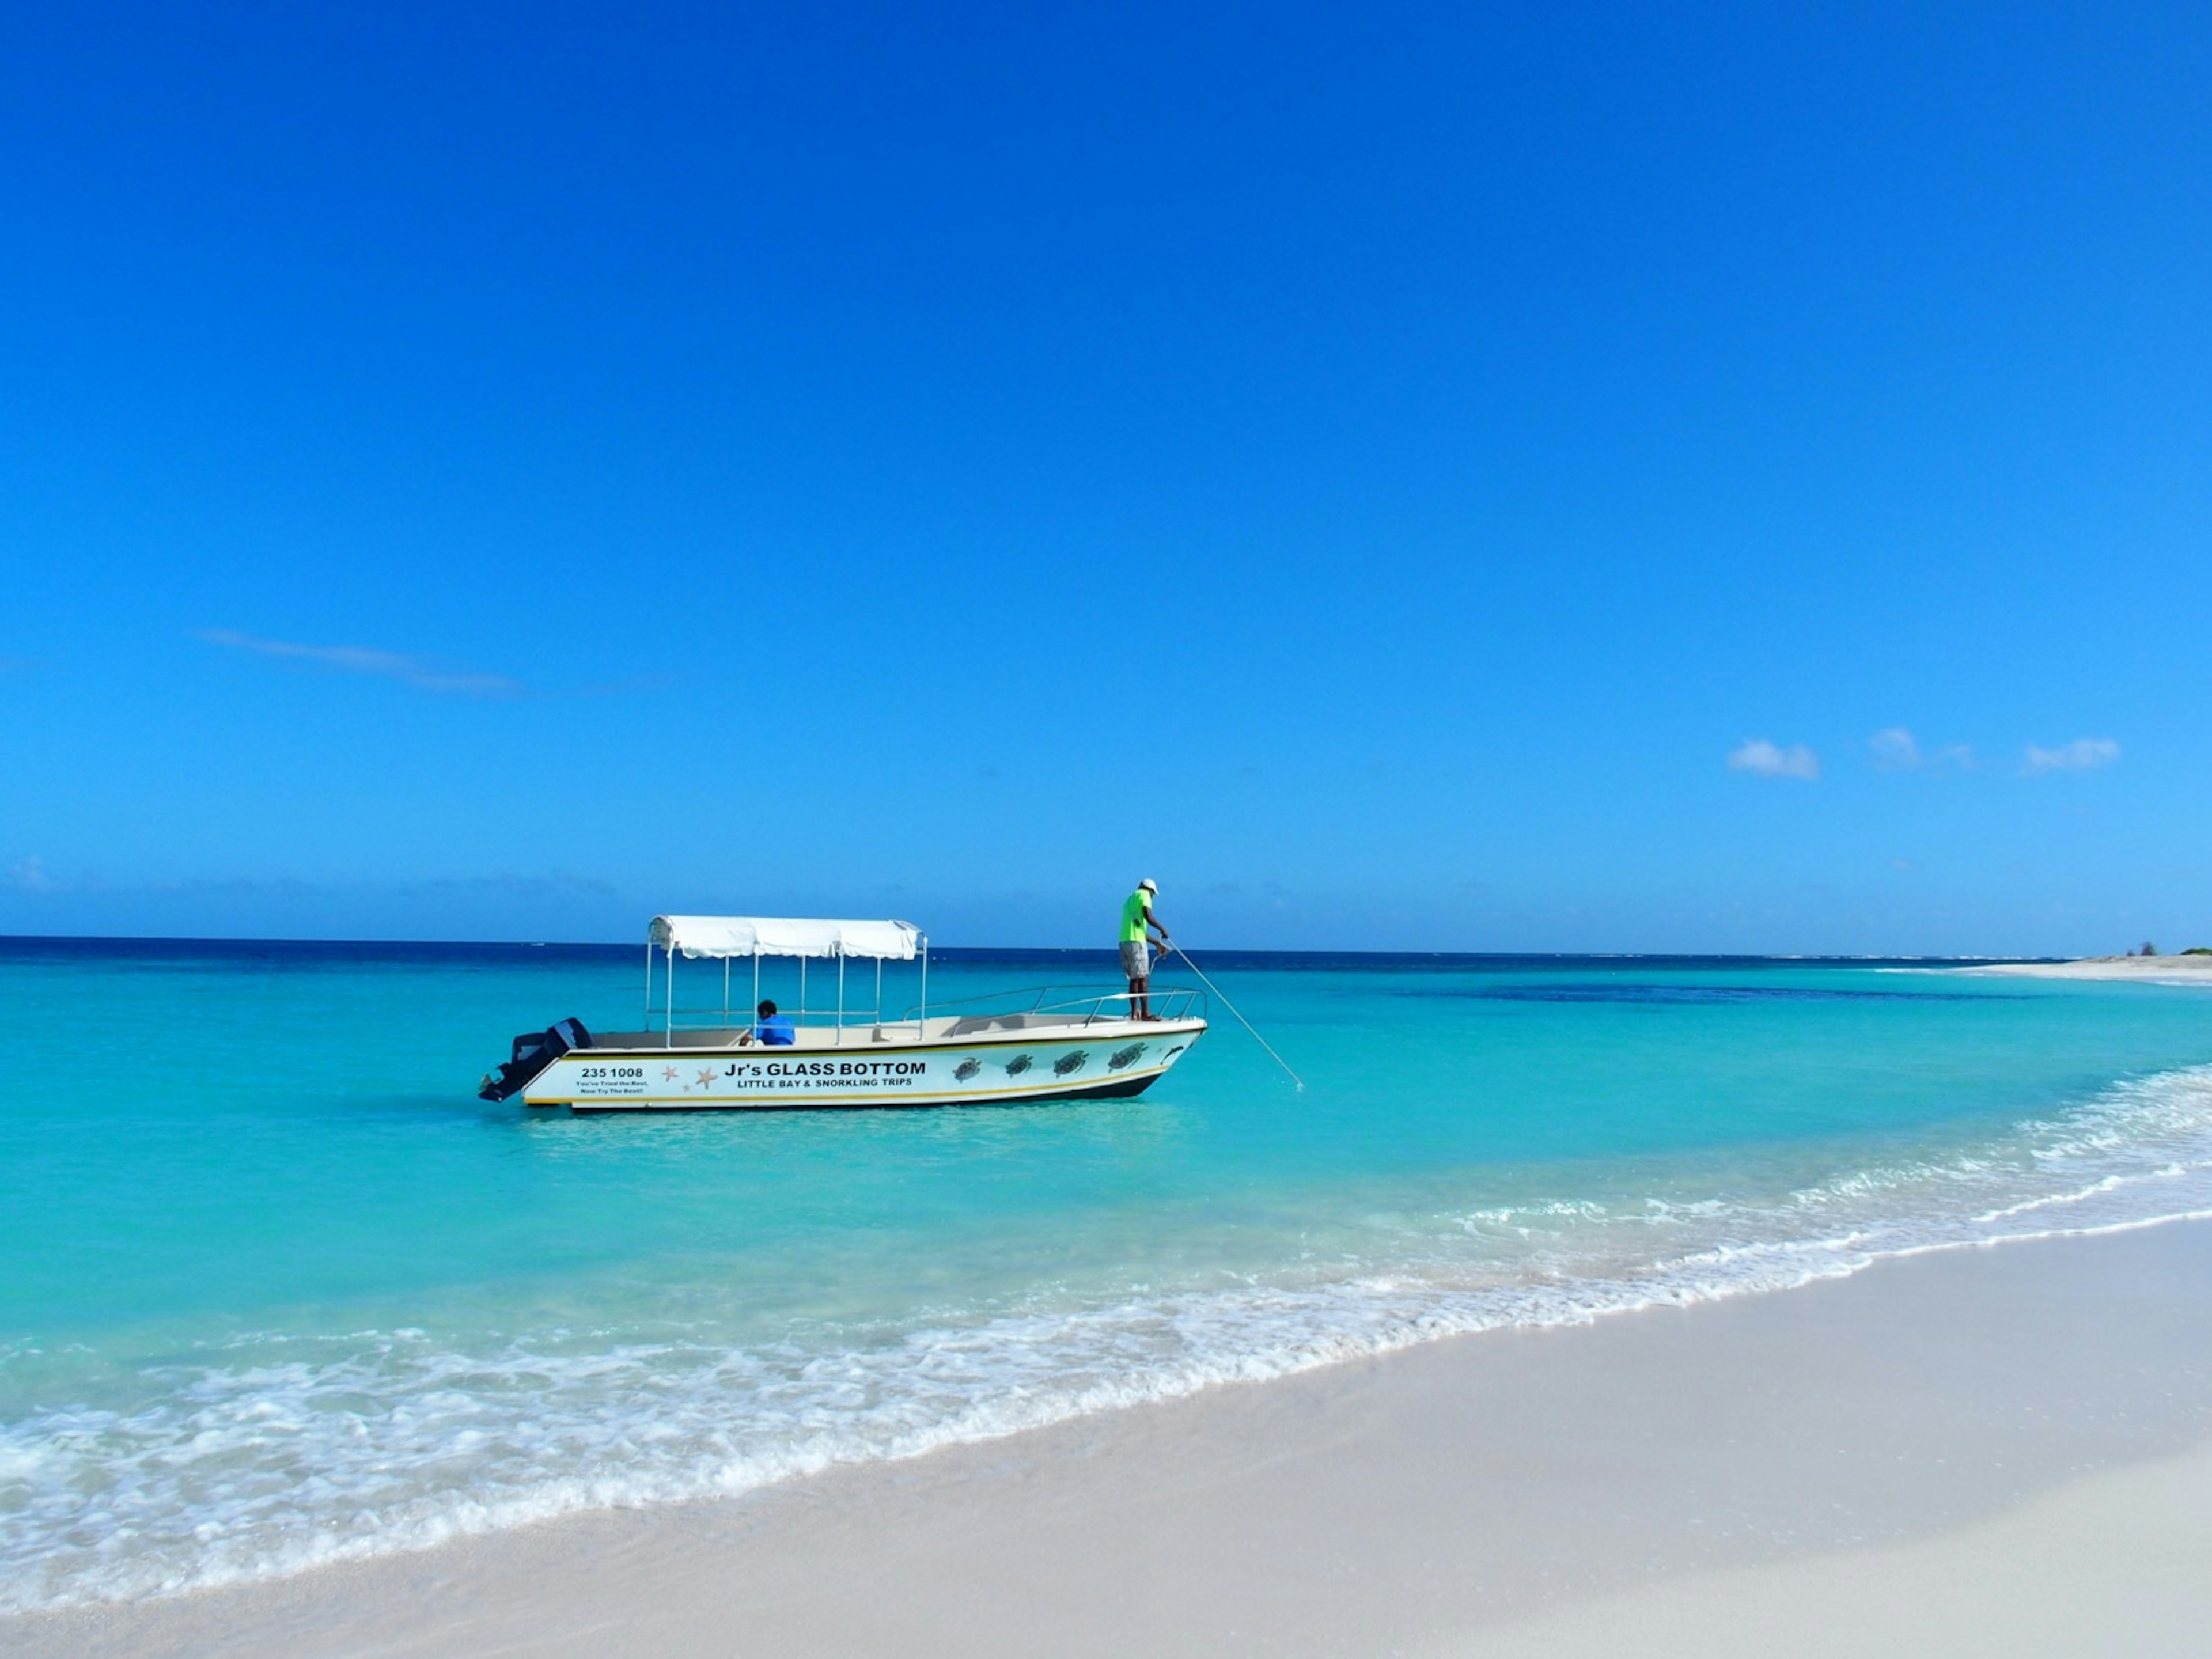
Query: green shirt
[[1120, 889, 1152, 943]]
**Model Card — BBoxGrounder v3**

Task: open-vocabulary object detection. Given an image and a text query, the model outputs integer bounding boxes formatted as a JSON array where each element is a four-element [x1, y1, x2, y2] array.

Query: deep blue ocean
[[6, 937, 2212, 1609]]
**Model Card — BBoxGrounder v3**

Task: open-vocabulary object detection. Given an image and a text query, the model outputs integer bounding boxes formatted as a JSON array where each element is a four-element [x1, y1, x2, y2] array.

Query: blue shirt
[[754, 1014, 796, 1046]]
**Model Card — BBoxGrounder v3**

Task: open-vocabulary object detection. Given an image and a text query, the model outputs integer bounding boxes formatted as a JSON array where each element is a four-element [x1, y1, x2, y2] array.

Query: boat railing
[[643, 984, 1200, 1043], [649, 1000, 903, 1038], [897, 983, 1207, 1031]]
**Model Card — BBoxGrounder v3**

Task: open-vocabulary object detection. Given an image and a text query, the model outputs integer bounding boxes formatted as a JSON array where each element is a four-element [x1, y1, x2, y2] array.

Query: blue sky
[[3, 2, 2207, 952]]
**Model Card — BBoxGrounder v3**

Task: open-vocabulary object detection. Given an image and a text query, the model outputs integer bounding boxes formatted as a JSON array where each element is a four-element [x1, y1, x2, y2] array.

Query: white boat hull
[[522, 1018, 1206, 1111]]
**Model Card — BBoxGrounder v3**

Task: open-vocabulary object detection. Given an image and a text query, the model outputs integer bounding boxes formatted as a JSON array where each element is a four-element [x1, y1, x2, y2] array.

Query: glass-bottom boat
[[479, 915, 1207, 1112]]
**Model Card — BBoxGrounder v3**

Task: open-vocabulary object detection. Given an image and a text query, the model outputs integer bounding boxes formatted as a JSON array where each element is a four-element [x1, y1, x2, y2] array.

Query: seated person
[[738, 999, 796, 1046]]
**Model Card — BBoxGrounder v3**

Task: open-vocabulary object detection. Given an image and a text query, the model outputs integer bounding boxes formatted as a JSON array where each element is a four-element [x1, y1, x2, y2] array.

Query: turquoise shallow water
[[6, 939, 2212, 1609]]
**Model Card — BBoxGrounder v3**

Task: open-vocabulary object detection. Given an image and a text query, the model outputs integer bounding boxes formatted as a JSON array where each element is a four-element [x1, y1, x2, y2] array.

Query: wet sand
[[14, 1222, 2212, 1658]]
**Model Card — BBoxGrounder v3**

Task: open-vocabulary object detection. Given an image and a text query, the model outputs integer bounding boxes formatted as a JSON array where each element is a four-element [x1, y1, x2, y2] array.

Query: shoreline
[[15, 1219, 2212, 1658], [1953, 953, 2212, 985]]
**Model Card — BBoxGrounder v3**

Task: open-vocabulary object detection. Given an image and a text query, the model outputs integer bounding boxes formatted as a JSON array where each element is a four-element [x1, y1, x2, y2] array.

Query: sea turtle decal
[[1004, 1054, 1034, 1075], [1052, 1050, 1088, 1077], [1107, 1043, 1146, 1071], [953, 1058, 982, 1081]]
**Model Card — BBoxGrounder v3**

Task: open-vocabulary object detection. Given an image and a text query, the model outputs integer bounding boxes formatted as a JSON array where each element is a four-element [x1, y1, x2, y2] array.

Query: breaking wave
[[7, 1064, 2212, 1612]]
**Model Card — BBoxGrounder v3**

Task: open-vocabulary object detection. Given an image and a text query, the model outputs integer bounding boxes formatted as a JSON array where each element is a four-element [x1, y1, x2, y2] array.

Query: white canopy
[[649, 916, 924, 961]]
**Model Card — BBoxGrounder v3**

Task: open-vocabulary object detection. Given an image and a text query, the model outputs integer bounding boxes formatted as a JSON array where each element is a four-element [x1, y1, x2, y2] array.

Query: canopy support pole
[[664, 942, 675, 1047], [836, 954, 845, 1045], [919, 941, 928, 1035], [722, 958, 730, 1029], [753, 948, 760, 1021], [644, 940, 652, 1020]]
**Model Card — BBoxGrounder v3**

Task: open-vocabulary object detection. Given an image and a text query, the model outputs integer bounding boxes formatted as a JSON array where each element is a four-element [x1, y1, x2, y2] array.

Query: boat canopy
[[648, 915, 924, 961]]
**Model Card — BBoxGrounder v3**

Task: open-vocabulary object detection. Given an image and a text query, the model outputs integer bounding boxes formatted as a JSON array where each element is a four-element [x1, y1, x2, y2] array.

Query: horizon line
[[0, 932, 2062, 964]]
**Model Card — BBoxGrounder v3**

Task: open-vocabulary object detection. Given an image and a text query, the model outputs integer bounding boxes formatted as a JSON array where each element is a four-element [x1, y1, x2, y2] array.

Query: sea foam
[[7, 1062, 2212, 1612]]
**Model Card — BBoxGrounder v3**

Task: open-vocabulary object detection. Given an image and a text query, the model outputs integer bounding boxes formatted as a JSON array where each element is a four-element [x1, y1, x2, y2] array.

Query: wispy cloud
[[199, 630, 522, 697], [5, 855, 53, 892], [1869, 727, 1974, 771], [1727, 738, 1819, 781], [2023, 737, 2119, 775], [1869, 727, 1921, 769]]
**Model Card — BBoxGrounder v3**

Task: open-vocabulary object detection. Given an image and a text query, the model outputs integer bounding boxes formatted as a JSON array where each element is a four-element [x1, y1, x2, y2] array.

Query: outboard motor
[[479, 1016, 592, 1102]]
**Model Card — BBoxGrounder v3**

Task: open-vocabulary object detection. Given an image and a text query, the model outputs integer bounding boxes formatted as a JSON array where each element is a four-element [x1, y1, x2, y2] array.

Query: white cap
[[1138, 877, 1157, 893]]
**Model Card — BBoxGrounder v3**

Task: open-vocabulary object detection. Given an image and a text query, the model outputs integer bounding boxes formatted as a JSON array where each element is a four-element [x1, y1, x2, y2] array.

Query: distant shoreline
[[1950, 955, 2212, 986]]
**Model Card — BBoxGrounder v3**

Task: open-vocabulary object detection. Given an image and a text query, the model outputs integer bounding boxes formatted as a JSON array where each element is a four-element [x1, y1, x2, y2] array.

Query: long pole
[[1160, 943, 1303, 1090]]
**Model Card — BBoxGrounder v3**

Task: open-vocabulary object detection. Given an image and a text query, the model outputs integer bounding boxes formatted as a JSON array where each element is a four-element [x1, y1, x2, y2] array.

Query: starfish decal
[[695, 1068, 717, 1088], [662, 1065, 680, 1081]]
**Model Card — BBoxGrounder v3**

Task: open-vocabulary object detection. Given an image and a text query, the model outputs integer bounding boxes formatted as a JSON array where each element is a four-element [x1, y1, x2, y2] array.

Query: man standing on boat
[[1120, 878, 1171, 1020]]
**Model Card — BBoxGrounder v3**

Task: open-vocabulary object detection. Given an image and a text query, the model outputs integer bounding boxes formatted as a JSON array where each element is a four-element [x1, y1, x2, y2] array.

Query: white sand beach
[[14, 1221, 2212, 1659], [1955, 955, 2212, 985]]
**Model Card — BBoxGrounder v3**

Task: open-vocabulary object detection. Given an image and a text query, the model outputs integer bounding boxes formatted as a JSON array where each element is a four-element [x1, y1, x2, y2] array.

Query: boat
[[479, 915, 1209, 1112]]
